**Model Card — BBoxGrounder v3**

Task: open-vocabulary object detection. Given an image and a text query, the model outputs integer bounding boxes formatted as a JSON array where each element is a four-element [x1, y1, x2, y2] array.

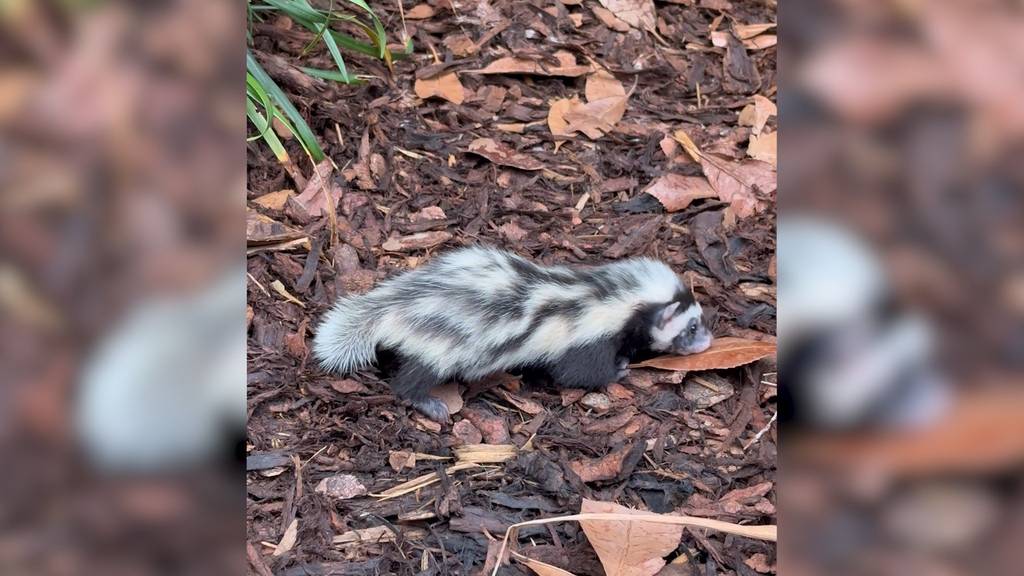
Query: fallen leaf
[[579, 499, 685, 576], [314, 474, 368, 499], [253, 189, 294, 211], [515, 552, 578, 576], [644, 173, 717, 211], [744, 34, 777, 50], [270, 280, 305, 307], [670, 129, 702, 162], [548, 96, 583, 139], [586, 69, 626, 101], [469, 50, 592, 77], [467, 138, 544, 170], [747, 131, 776, 166], [597, 0, 656, 31], [273, 518, 298, 557], [738, 95, 777, 135], [430, 383, 464, 415], [444, 33, 477, 56], [246, 211, 304, 244], [293, 159, 339, 216], [563, 97, 628, 138], [500, 389, 545, 415], [592, 6, 632, 32], [414, 72, 465, 104], [405, 3, 435, 19], [381, 231, 452, 252], [735, 22, 776, 39], [632, 337, 776, 371], [700, 157, 776, 218]]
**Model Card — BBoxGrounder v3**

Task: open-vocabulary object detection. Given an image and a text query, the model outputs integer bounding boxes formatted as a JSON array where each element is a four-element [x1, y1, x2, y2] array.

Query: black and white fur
[[313, 246, 712, 421]]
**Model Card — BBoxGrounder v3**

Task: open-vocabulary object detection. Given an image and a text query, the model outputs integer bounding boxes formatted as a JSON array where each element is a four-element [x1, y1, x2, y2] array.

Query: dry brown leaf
[[273, 518, 299, 556], [444, 33, 477, 56], [246, 211, 304, 244], [414, 72, 465, 105], [569, 444, 637, 482], [591, 6, 631, 32], [381, 231, 452, 252], [735, 22, 776, 39], [514, 552, 578, 576], [467, 138, 544, 170], [404, 3, 435, 19], [580, 499, 684, 576], [700, 157, 776, 218], [670, 129, 702, 162], [737, 94, 777, 135], [470, 50, 591, 77], [744, 34, 777, 50], [747, 131, 776, 166], [586, 69, 626, 101], [597, 0, 656, 31], [632, 337, 775, 371], [548, 96, 582, 139], [331, 379, 368, 394], [430, 383, 464, 415], [293, 159, 339, 216], [644, 173, 717, 212], [563, 97, 627, 138], [252, 189, 294, 211], [496, 122, 526, 133]]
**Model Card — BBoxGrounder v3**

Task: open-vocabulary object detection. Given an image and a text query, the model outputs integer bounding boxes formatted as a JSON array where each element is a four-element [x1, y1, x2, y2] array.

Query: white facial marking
[[650, 302, 703, 350]]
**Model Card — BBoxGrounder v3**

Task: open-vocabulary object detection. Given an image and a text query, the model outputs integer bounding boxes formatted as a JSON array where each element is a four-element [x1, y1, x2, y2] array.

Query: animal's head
[[649, 296, 713, 355]]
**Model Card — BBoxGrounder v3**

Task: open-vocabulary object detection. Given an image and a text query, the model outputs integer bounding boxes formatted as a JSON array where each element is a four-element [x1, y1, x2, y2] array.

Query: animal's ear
[[657, 302, 681, 329]]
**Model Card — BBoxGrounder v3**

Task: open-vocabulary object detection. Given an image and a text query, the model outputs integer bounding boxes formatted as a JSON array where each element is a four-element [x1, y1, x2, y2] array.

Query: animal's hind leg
[[390, 354, 450, 422]]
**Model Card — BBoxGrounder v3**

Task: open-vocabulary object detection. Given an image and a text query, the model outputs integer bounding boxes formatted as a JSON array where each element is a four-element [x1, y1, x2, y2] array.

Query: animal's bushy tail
[[312, 295, 380, 374]]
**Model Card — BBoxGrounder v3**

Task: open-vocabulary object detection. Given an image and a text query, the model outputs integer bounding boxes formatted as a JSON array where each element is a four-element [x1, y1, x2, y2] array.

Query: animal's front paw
[[616, 357, 630, 380], [411, 397, 451, 423]]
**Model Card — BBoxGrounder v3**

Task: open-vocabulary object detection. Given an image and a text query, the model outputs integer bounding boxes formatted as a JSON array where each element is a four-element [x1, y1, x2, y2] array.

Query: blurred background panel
[[780, 0, 1024, 575], [0, 0, 245, 574]]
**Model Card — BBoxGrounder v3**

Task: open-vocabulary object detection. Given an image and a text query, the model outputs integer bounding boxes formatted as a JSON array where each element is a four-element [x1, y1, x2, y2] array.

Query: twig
[[743, 410, 777, 451]]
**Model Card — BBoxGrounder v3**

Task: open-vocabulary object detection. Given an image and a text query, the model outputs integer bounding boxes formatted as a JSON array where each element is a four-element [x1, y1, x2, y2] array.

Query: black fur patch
[[387, 354, 446, 401]]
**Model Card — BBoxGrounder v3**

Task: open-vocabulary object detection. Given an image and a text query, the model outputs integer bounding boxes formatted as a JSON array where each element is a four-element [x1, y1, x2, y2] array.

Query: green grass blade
[[299, 66, 363, 84], [246, 51, 325, 162], [246, 98, 290, 163]]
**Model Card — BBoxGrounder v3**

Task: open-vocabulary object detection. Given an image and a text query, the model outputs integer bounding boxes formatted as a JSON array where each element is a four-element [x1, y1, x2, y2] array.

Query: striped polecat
[[314, 246, 712, 421]]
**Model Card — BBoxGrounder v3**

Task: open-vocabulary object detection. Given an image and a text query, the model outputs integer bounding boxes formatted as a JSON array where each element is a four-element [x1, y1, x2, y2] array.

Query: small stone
[[452, 419, 483, 445], [580, 392, 611, 412], [314, 474, 367, 500]]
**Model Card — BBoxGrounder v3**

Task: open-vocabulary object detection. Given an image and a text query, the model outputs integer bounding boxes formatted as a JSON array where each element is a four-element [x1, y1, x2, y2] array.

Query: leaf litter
[[247, 1, 777, 574]]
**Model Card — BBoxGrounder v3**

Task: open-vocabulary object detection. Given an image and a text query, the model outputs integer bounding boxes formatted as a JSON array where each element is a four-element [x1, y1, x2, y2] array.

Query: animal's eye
[[689, 323, 698, 335]]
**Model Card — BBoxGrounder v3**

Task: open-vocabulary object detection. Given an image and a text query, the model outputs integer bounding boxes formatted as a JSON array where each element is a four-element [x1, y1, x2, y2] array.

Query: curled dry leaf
[[597, 0, 656, 31], [469, 50, 591, 77], [381, 231, 452, 252], [579, 499, 685, 576], [430, 383, 464, 415], [631, 337, 775, 371], [468, 138, 545, 170], [548, 96, 583, 140], [253, 189, 294, 211], [700, 157, 776, 219], [644, 173, 717, 212], [293, 159, 339, 216], [747, 131, 777, 166], [738, 94, 777, 135], [414, 72, 466, 105], [735, 22, 776, 40], [569, 443, 638, 482]]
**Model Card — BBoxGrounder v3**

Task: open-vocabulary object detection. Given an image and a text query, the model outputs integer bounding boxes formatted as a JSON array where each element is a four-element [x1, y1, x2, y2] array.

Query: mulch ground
[[246, 1, 777, 574]]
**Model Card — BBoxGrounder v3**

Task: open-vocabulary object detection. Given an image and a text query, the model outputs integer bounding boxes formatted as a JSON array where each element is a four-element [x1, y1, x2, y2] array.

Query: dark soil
[[246, 1, 777, 575]]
